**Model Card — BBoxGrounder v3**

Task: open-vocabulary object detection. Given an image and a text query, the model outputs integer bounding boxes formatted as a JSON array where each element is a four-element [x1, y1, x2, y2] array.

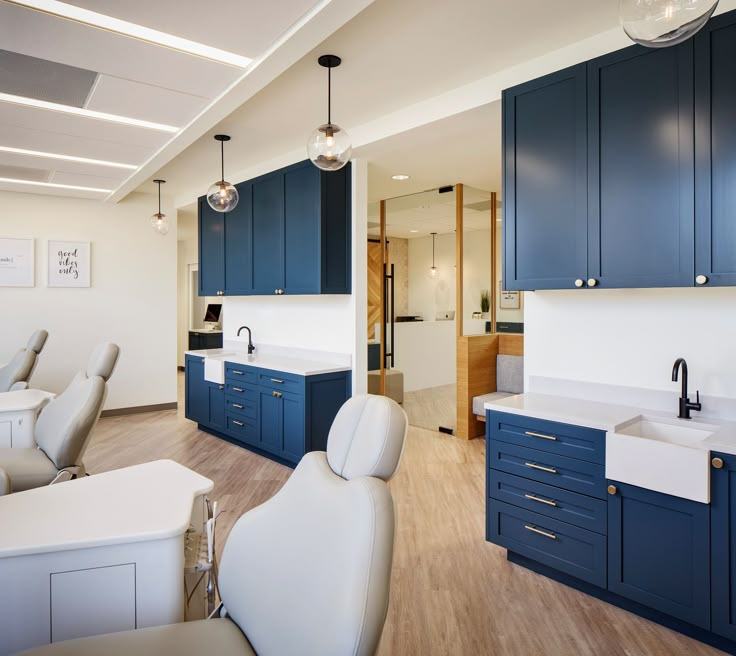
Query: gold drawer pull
[[232, 420, 244, 427], [271, 378, 284, 384], [272, 391, 283, 398], [524, 493, 557, 507], [232, 387, 244, 392], [231, 370, 245, 375], [525, 430, 557, 441], [524, 525, 557, 540], [232, 403, 244, 409], [525, 462, 558, 474]]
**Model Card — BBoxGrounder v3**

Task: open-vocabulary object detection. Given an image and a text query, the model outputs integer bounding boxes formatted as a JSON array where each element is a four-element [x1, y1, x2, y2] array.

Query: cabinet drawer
[[489, 441, 606, 499], [225, 395, 257, 420], [226, 415, 257, 443], [225, 382, 258, 400], [489, 470, 607, 535], [489, 411, 605, 464], [488, 499, 606, 588], [225, 364, 258, 385], [257, 371, 304, 395]]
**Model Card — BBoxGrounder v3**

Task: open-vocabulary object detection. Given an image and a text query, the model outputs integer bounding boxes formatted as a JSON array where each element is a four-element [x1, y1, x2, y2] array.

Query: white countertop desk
[[0, 459, 213, 655]]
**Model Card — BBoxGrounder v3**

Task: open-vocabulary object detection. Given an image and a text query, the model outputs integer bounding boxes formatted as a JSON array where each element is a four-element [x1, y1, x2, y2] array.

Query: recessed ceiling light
[[410, 230, 418, 233], [0, 92, 178, 132], [0, 177, 112, 193], [392, 174, 410, 181], [6, 0, 253, 68], [0, 146, 137, 170]]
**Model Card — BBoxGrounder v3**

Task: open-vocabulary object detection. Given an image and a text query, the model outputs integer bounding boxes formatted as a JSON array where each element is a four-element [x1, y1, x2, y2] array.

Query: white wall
[[0, 190, 177, 410], [407, 232, 456, 320], [221, 159, 368, 394], [524, 287, 736, 399]]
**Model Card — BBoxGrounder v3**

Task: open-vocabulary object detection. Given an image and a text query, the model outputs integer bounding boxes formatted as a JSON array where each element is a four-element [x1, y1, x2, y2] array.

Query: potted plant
[[480, 289, 490, 319]]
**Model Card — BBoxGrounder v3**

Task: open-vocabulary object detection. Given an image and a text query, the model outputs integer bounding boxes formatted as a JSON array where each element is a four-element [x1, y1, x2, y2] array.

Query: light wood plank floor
[[84, 381, 723, 656], [403, 383, 456, 433]]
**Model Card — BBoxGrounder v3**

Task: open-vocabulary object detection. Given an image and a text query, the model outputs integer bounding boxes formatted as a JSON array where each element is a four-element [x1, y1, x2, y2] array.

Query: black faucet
[[671, 358, 702, 420], [237, 326, 255, 355]]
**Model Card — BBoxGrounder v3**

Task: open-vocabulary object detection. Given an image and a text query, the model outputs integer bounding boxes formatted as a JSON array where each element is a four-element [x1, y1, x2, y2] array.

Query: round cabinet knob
[[574, 279, 585, 288], [607, 484, 618, 495], [696, 274, 708, 286], [587, 278, 598, 287], [274, 289, 279, 295], [218, 385, 224, 390], [713, 457, 724, 469]]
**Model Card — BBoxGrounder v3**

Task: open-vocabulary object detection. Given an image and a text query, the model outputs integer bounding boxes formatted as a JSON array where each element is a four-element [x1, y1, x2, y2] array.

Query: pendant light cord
[[327, 66, 332, 125], [157, 181, 161, 214], [221, 139, 225, 182]]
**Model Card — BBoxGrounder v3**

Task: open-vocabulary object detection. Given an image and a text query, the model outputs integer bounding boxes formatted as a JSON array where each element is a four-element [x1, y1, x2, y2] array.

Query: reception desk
[[393, 320, 456, 392], [0, 460, 213, 655]]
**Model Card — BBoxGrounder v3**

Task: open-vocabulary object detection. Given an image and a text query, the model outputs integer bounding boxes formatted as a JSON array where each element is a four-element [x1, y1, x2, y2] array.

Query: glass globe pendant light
[[619, 0, 719, 48], [307, 54, 352, 171], [150, 179, 169, 236], [207, 134, 239, 212]]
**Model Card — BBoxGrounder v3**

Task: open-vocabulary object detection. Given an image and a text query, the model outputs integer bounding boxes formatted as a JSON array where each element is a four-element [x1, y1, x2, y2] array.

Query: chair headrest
[[326, 394, 407, 481], [26, 330, 48, 354], [86, 342, 120, 381]]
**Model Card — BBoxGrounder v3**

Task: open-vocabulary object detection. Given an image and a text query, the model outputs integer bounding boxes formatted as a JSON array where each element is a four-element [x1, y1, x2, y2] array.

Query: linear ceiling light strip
[[3, 0, 253, 68], [0, 92, 178, 132], [0, 176, 112, 192], [0, 145, 137, 169]]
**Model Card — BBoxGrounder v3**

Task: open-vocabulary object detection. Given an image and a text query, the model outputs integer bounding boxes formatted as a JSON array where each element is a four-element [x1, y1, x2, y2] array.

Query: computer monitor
[[204, 303, 222, 323]]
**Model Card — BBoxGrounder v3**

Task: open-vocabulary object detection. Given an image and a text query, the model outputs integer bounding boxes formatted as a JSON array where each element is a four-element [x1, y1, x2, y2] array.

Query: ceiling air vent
[[0, 164, 51, 182], [0, 49, 97, 108]]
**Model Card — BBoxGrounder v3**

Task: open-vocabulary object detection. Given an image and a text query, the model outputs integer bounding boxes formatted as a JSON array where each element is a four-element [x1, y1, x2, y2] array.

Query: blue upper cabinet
[[695, 13, 736, 287], [711, 452, 736, 641], [608, 481, 710, 629], [251, 173, 285, 295], [198, 199, 225, 296], [503, 64, 588, 291], [198, 160, 351, 297], [587, 44, 694, 289]]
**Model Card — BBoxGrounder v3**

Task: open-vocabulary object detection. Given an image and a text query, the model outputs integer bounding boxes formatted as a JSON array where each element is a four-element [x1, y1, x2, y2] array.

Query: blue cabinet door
[[711, 452, 736, 640], [251, 174, 284, 295], [587, 44, 694, 288], [694, 14, 736, 287], [185, 356, 208, 425], [198, 198, 225, 296], [503, 64, 588, 290], [321, 163, 351, 294], [224, 184, 253, 294], [281, 391, 305, 463], [608, 482, 710, 628], [258, 389, 283, 455], [284, 163, 320, 294], [207, 383, 225, 431]]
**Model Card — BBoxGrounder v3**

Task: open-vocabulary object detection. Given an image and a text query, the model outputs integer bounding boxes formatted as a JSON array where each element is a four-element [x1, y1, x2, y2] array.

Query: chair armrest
[[0, 467, 10, 496]]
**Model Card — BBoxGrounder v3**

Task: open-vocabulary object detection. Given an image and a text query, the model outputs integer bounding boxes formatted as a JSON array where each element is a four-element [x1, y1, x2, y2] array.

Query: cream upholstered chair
[[19, 394, 408, 656], [0, 329, 48, 392], [0, 342, 119, 496]]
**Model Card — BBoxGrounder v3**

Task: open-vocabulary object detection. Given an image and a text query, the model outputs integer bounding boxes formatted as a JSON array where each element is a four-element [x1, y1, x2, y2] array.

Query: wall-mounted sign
[[499, 281, 520, 309], [48, 240, 90, 288], [0, 238, 34, 287]]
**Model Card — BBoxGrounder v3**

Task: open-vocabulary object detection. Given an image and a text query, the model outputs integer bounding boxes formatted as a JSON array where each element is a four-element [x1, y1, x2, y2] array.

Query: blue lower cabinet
[[185, 356, 208, 425], [711, 452, 736, 641], [489, 499, 607, 587], [607, 481, 710, 629], [187, 361, 350, 466]]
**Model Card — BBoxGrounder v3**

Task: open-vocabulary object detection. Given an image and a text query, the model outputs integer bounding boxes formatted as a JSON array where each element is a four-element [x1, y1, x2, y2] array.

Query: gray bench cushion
[[472, 391, 516, 417]]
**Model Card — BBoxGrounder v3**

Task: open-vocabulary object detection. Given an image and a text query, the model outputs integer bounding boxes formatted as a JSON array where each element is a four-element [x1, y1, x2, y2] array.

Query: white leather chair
[[0, 329, 48, 392], [0, 342, 119, 495], [19, 394, 408, 656]]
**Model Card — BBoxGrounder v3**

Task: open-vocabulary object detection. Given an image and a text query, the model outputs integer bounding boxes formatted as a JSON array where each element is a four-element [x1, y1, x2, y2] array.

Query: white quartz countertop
[[185, 347, 352, 376], [485, 392, 736, 456], [0, 389, 55, 412], [0, 460, 213, 558]]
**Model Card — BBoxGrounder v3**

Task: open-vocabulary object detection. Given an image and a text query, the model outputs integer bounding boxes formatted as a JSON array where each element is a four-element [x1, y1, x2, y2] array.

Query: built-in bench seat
[[472, 354, 523, 419]]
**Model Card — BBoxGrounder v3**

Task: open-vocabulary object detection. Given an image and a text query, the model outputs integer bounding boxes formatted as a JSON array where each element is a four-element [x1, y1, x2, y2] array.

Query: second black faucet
[[671, 357, 702, 420], [237, 326, 256, 355]]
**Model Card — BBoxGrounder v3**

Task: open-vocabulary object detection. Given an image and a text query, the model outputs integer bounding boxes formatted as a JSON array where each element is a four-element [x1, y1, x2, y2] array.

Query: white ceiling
[[151, 0, 622, 205], [0, 0, 364, 200]]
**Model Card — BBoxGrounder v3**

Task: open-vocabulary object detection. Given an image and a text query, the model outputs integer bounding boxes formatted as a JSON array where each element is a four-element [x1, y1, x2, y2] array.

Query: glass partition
[[462, 186, 494, 335]]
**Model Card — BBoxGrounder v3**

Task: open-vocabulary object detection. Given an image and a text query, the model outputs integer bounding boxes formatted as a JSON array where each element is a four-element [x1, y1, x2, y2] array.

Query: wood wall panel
[[367, 240, 383, 340], [499, 334, 524, 356]]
